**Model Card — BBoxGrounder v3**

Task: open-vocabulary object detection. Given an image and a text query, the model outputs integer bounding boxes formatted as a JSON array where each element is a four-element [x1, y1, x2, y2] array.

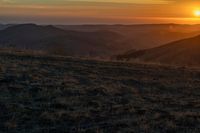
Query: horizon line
[[1, 22, 200, 26]]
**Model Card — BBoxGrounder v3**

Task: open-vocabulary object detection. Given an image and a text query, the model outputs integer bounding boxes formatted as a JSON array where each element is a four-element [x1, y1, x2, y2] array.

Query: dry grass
[[0, 52, 200, 133]]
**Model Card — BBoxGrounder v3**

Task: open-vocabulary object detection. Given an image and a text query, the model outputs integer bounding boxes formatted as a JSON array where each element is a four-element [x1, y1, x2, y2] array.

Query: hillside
[[0, 50, 199, 133], [0, 24, 4, 30], [0, 24, 127, 57], [1, 24, 200, 58], [57, 24, 200, 49], [117, 35, 200, 67], [0, 24, 11, 30]]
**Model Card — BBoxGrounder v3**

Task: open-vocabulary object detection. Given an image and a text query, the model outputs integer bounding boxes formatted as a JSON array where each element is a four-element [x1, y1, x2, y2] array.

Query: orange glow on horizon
[[194, 10, 200, 17], [0, 1, 200, 24]]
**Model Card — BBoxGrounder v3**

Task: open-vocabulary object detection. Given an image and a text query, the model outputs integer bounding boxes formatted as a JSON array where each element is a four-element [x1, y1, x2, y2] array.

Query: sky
[[0, 0, 200, 24]]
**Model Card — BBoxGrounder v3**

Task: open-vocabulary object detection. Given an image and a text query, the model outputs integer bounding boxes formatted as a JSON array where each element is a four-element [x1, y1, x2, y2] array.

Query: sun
[[194, 10, 200, 17]]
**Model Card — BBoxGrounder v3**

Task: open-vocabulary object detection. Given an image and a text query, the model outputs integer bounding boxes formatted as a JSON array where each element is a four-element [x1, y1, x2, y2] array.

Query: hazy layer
[[0, 0, 200, 24]]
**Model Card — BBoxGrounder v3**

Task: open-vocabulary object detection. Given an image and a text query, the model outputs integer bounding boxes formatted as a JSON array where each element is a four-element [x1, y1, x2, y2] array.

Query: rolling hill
[[116, 35, 200, 66], [0, 24, 129, 57], [0, 24, 11, 30], [1, 24, 200, 59], [57, 24, 200, 49]]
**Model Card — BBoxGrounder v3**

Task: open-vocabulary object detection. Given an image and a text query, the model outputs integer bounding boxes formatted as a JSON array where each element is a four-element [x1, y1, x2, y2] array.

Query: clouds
[[0, 0, 200, 24], [1, 0, 198, 6], [0, 0, 173, 5], [0, 0, 14, 3], [0, 0, 199, 4]]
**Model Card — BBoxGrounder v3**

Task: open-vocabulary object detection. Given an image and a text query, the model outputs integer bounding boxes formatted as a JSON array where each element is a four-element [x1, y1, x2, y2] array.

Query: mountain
[[57, 24, 200, 49], [1, 24, 200, 58], [116, 35, 200, 66], [0, 24, 4, 30], [0, 24, 5, 30], [0, 24, 128, 57], [0, 24, 11, 30]]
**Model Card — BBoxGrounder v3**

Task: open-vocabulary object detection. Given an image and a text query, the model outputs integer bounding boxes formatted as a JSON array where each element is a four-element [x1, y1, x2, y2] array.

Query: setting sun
[[194, 10, 200, 17]]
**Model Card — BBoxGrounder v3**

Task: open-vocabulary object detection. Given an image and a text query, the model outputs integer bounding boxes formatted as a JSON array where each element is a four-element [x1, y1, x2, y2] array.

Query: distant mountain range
[[116, 35, 200, 66], [57, 24, 200, 49], [0, 24, 129, 57], [0, 23, 200, 60], [0, 24, 11, 30]]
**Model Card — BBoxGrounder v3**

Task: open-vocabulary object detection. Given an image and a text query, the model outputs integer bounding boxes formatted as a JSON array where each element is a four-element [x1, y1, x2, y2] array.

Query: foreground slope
[[0, 51, 200, 133], [117, 35, 200, 66]]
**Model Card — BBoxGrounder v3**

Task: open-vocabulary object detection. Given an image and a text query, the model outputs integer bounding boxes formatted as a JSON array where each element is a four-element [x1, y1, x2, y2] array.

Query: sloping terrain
[[1, 24, 200, 58], [0, 24, 11, 30], [117, 35, 200, 67], [0, 24, 127, 57], [0, 24, 5, 30], [0, 51, 200, 133], [57, 24, 200, 49]]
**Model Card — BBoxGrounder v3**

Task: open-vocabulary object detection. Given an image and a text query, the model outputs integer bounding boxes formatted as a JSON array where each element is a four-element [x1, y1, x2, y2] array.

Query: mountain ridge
[[117, 34, 200, 66], [0, 24, 126, 57]]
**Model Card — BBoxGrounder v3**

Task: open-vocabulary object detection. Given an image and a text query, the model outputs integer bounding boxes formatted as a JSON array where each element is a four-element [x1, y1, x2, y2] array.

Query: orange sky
[[0, 0, 200, 24]]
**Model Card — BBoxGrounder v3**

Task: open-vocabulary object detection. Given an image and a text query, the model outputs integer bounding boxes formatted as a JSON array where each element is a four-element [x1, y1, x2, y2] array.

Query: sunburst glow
[[194, 10, 200, 17], [0, 0, 200, 24]]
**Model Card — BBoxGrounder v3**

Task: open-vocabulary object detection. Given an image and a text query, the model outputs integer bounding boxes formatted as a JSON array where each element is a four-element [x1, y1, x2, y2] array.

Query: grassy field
[[0, 52, 200, 133]]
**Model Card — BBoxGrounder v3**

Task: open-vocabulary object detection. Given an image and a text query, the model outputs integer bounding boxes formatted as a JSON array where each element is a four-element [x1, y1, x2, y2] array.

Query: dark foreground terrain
[[0, 51, 200, 133]]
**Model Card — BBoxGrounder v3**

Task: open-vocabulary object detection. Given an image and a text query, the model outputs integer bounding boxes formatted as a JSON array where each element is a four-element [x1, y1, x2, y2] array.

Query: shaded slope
[[0, 24, 124, 57], [0, 24, 11, 30], [57, 24, 200, 49], [117, 35, 200, 66]]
